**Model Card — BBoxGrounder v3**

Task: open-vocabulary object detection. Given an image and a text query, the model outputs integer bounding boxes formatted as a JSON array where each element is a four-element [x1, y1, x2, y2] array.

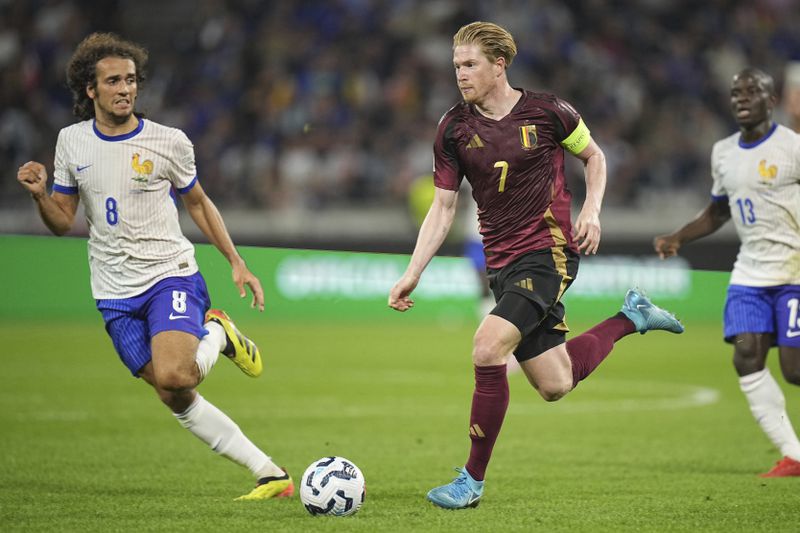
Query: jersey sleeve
[[554, 97, 590, 155], [432, 113, 462, 191], [170, 130, 198, 194], [52, 129, 78, 194], [709, 141, 728, 199]]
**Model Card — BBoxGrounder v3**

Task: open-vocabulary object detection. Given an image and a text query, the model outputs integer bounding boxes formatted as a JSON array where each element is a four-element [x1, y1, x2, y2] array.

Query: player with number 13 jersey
[[655, 68, 800, 478], [710, 122, 800, 287]]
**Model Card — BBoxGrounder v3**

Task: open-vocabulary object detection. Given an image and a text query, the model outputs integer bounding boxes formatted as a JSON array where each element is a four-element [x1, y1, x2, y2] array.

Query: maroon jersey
[[433, 89, 583, 269]]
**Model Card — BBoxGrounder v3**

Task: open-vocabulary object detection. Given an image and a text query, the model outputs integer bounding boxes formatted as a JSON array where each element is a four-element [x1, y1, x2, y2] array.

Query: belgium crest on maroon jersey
[[519, 124, 538, 150]]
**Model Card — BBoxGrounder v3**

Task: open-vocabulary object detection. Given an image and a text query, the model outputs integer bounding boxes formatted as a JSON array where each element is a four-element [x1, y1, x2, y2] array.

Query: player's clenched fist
[[653, 234, 681, 259], [17, 161, 48, 198]]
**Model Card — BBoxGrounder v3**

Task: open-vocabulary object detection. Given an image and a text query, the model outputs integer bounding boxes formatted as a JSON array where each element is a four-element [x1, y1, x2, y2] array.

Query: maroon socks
[[566, 312, 635, 387], [463, 313, 636, 481], [465, 364, 509, 481]]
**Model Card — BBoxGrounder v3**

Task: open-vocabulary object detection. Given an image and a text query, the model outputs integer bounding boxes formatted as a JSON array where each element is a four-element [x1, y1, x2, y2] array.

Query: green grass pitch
[[1, 317, 797, 532]]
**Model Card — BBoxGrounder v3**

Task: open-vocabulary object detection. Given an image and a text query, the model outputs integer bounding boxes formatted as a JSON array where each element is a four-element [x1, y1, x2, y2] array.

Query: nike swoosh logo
[[636, 304, 647, 310], [169, 313, 191, 320], [76, 164, 93, 172], [787, 330, 800, 338], [468, 494, 481, 505]]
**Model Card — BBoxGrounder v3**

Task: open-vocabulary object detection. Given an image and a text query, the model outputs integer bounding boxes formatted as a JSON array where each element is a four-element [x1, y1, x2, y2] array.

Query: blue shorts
[[463, 238, 486, 272], [96, 273, 211, 376], [724, 284, 800, 347]]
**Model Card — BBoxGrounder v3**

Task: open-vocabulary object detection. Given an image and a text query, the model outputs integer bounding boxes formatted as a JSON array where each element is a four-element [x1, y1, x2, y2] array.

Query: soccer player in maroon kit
[[388, 21, 685, 509]]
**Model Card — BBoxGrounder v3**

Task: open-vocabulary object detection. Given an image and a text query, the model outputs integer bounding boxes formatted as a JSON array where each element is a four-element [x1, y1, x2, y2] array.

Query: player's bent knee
[[536, 381, 572, 402], [732, 347, 765, 376], [733, 342, 758, 359], [154, 369, 197, 392], [472, 328, 516, 366], [154, 387, 195, 413], [472, 340, 508, 366], [733, 354, 764, 376]]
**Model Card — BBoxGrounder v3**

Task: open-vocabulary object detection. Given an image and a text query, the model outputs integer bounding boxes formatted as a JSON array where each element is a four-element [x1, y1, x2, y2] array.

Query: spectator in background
[[3, 0, 800, 216], [783, 61, 800, 133]]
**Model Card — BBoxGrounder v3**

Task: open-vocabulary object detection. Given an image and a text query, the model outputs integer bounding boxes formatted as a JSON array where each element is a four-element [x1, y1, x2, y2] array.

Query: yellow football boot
[[205, 309, 262, 377], [235, 471, 294, 501]]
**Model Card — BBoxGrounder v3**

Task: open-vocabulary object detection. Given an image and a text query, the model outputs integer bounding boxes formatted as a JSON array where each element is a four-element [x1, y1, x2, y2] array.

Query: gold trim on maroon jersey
[[519, 124, 538, 150], [549, 245, 572, 332], [543, 207, 568, 248], [549, 245, 571, 297]]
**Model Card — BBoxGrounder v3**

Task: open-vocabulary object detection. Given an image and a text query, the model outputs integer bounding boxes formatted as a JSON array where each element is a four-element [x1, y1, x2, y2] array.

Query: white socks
[[739, 368, 800, 461], [174, 394, 284, 479], [183, 324, 284, 480], [195, 322, 225, 381]]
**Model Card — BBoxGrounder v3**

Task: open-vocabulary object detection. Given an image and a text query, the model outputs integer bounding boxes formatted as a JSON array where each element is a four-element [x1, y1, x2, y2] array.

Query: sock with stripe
[[465, 364, 509, 481]]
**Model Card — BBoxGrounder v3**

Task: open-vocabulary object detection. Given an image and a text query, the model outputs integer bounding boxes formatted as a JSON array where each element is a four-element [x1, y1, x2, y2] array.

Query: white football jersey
[[53, 118, 199, 299], [711, 123, 800, 286]]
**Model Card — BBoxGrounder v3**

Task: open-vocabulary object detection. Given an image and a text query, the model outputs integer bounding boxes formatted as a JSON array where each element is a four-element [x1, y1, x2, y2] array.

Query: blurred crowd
[[2, 0, 800, 213]]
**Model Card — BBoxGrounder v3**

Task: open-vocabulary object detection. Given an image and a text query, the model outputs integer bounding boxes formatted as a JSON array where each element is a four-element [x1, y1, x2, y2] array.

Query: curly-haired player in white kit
[[16, 32, 293, 499]]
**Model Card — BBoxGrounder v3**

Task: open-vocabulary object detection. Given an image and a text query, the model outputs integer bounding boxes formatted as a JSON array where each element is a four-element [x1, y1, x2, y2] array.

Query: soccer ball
[[299, 456, 366, 517]]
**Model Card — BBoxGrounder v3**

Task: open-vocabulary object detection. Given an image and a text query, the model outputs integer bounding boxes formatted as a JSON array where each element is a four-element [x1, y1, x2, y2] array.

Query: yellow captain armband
[[560, 118, 591, 155]]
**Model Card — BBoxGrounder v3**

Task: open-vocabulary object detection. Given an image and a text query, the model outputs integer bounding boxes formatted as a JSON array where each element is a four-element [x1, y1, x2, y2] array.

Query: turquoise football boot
[[620, 288, 684, 334], [427, 467, 484, 509]]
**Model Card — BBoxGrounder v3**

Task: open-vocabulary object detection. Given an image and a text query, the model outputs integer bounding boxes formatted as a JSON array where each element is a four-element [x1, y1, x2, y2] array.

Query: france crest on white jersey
[[710, 123, 800, 286], [52, 118, 199, 299]]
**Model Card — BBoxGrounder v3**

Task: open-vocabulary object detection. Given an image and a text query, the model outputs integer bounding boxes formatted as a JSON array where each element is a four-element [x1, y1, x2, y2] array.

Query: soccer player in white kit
[[655, 67, 800, 477], [16, 33, 294, 499]]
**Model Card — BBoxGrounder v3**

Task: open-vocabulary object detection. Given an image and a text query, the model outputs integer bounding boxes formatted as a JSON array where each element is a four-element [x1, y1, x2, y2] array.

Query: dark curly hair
[[66, 33, 148, 120]]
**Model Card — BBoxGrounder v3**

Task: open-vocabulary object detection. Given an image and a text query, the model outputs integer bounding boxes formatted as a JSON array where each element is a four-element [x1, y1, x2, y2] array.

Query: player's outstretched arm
[[572, 138, 606, 255], [17, 161, 78, 236], [654, 199, 731, 259], [388, 187, 458, 312], [181, 183, 265, 311]]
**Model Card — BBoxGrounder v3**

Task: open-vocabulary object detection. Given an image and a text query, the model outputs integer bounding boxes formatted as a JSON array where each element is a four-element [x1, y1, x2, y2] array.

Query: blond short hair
[[453, 21, 517, 68]]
